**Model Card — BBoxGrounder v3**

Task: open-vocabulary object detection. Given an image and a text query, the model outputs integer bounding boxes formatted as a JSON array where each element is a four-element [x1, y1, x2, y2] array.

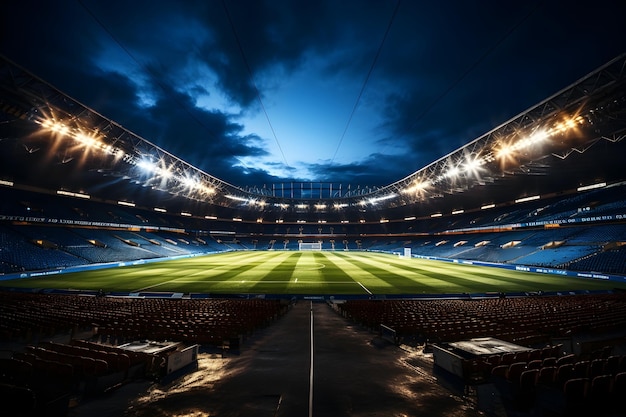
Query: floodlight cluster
[[36, 112, 586, 219], [39, 117, 218, 203], [32, 108, 591, 222], [402, 115, 585, 197], [40, 118, 125, 159]]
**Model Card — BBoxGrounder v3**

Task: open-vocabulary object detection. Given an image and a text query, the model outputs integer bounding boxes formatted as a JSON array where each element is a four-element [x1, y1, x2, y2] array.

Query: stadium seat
[[588, 374, 612, 414], [507, 362, 527, 382], [563, 378, 589, 415], [517, 369, 539, 410], [536, 366, 557, 386]]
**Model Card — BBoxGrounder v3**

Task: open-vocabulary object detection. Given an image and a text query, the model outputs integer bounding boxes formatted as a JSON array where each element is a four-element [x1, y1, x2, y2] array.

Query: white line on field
[[357, 281, 372, 294], [132, 279, 180, 292], [170, 280, 358, 284], [309, 301, 314, 417]]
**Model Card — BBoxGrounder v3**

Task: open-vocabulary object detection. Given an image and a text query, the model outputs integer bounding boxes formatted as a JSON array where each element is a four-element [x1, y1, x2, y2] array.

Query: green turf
[[2, 251, 625, 295]]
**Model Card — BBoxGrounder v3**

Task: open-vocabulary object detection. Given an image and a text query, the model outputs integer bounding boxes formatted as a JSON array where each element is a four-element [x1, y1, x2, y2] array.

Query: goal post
[[299, 242, 322, 251]]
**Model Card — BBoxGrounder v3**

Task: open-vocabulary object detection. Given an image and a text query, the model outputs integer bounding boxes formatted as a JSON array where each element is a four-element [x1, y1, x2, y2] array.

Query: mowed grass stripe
[[311, 252, 371, 294], [2, 250, 626, 294], [147, 251, 298, 293], [337, 252, 452, 293], [291, 252, 328, 294], [388, 257, 623, 293], [369, 254, 501, 290], [250, 252, 303, 293], [379, 255, 539, 291], [405, 261, 522, 293], [341, 252, 469, 291]]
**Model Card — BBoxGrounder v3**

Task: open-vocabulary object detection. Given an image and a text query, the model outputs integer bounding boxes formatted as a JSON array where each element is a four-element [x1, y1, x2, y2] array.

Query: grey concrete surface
[[70, 300, 483, 417]]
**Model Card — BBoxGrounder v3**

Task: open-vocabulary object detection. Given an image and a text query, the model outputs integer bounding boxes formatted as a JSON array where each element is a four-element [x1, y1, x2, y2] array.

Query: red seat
[[563, 378, 589, 414], [536, 366, 557, 386], [507, 362, 527, 382]]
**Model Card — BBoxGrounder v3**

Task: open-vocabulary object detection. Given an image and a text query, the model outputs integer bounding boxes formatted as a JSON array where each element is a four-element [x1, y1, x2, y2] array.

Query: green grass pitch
[[3, 251, 626, 296]]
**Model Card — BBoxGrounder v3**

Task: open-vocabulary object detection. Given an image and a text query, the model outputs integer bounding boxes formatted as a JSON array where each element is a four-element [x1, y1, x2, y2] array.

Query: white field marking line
[[132, 278, 181, 293], [170, 280, 359, 284], [357, 281, 372, 295], [294, 262, 326, 270], [309, 301, 314, 417]]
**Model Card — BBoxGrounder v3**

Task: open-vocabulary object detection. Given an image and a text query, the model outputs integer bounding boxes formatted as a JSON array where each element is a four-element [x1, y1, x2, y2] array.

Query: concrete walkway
[[72, 301, 483, 417]]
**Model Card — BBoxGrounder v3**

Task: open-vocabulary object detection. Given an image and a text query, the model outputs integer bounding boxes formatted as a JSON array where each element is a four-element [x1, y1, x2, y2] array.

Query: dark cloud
[[2, 0, 625, 190]]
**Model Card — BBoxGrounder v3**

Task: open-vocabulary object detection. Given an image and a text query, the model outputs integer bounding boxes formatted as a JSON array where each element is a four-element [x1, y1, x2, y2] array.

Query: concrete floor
[[70, 300, 484, 417]]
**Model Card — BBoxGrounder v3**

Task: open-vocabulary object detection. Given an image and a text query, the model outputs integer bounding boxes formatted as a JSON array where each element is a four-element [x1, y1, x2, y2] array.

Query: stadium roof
[[1, 52, 625, 221], [3, 2, 626, 186]]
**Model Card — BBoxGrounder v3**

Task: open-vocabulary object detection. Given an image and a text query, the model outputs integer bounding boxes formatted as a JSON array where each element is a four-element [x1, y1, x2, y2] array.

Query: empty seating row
[[0, 290, 288, 347], [339, 293, 626, 345]]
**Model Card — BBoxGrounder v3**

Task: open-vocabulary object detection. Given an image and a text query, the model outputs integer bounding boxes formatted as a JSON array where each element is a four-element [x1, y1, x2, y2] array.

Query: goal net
[[299, 242, 322, 251]]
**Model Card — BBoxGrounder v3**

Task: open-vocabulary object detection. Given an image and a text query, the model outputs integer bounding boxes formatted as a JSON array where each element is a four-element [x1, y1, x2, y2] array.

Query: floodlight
[[57, 190, 90, 199], [199, 185, 215, 194], [74, 132, 97, 147], [445, 166, 460, 179], [515, 195, 540, 203], [495, 143, 513, 159], [368, 193, 398, 204], [45, 120, 69, 135], [529, 129, 548, 142], [577, 182, 606, 192], [181, 176, 198, 189], [403, 180, 430, 194], [226, 194, 247, 202], [160, 166, 174, 179], [40, 119, 53, 129], [552, 115, 584, 134], [137, 159, 157, 173], [462, 156, 483, 174]]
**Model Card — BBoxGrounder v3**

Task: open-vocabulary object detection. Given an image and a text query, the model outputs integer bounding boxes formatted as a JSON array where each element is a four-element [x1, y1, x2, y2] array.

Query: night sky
[[2, 0, 625, 189]]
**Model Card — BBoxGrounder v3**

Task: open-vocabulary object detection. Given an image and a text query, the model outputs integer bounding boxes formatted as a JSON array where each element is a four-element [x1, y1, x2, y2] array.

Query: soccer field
[[3, 251, 626, 296]]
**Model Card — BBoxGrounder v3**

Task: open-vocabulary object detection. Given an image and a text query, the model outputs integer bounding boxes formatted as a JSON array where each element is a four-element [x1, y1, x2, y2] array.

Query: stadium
[[2, 7, 626, 417]]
